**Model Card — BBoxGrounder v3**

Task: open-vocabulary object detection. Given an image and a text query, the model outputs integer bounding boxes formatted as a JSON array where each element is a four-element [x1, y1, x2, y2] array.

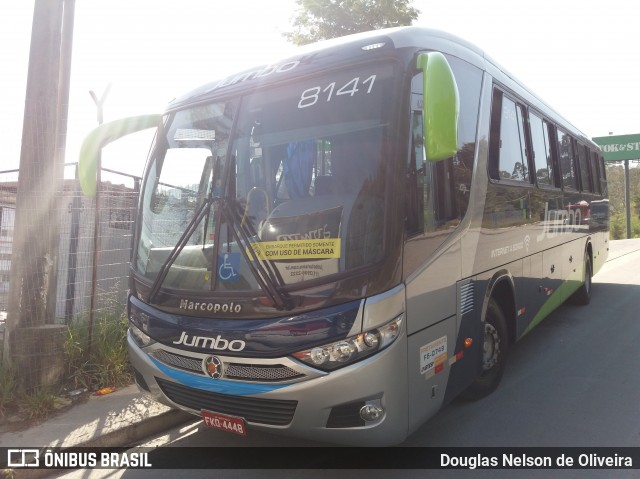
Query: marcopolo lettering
[[179, 299, 242, 314], [173, 331, 246, 352]]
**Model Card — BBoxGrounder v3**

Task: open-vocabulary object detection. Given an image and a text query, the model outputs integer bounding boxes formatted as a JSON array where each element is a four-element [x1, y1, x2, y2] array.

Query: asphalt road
[[58, 239, 640, 479]]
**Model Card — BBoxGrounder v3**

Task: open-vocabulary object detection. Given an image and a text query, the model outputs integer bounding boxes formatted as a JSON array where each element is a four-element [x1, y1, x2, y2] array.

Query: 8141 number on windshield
[[298, 75, 377, 109]]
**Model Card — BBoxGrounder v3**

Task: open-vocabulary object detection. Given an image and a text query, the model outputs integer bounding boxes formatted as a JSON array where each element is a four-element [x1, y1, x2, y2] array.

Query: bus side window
[[577, 143, 592, 192], [557, 129, 577, 190], [406, 106, 427, 235], [406, 59, 481, 238], [489, 89, 530, 183], [433, 158, 456, 223], [406, 74, 459, 238], [599, 154, 607, 195], [529, 112, 555, 187], [590, 150, 601, 194]]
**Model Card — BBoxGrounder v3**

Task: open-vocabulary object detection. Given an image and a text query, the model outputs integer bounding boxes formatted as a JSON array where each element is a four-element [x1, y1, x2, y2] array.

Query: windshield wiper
[[148, 195, 214, 303], [221, 197, 295, 310], [149, 156, 221, 303], [147, 161, 295, 311]]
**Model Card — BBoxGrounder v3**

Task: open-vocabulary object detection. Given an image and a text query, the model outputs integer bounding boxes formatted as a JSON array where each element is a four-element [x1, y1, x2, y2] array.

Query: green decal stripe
[[79, 114, 161, 196], [521, 278, 582, 337]]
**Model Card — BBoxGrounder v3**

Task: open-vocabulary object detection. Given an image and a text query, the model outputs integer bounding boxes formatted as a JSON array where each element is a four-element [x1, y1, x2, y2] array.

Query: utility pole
[[5, 0, 76, 391]]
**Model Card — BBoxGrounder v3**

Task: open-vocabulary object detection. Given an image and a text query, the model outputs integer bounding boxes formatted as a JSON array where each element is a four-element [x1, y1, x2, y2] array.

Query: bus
[[80, 27, 609, 446]]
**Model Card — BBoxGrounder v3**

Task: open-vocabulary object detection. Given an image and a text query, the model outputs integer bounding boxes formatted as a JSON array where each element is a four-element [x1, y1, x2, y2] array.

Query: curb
[[70, 409, 194, 449], [13, 409, 194, 479]]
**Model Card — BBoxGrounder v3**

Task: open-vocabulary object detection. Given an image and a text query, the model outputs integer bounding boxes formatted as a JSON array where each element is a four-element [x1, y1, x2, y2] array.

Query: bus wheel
[[570, 253, 592, 306], [463, 298, 508, 400]]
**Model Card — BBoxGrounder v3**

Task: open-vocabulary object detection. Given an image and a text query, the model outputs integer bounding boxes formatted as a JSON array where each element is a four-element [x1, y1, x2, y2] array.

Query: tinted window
[[406, 57, 482, 237], [529, 112, 555, 186], [577, 143, 592, 192], [490, 91, 529, 182], [599, 155, 607, 195], [557, 129, 577, 190], [591, 151, 601, 194]]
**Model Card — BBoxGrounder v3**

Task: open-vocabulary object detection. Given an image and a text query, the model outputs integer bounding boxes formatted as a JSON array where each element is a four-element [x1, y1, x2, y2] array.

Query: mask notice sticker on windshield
[[280, 260, 338, 282], [250, 206, 343, 283], [248, 238, 340, 260]]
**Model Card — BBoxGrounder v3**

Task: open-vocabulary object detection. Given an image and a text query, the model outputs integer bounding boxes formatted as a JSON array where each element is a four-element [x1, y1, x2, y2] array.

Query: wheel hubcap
[[482, 322, 500, 371]]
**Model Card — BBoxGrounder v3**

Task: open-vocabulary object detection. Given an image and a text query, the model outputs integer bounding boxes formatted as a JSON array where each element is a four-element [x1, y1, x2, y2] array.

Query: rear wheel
[[463, 298, 509, 400], [571, 253, 592, 306]]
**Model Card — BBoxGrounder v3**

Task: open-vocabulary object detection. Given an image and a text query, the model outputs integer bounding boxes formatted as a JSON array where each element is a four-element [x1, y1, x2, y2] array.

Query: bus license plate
[[201, 410, 247, 436]]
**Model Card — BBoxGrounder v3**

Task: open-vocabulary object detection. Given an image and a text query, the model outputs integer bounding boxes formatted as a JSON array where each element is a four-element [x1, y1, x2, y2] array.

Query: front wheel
[[463, 298, 509, 400]]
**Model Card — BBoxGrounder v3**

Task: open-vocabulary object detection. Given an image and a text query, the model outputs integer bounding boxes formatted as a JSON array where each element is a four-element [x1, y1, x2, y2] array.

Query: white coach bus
[[80, 27, 609, 445]]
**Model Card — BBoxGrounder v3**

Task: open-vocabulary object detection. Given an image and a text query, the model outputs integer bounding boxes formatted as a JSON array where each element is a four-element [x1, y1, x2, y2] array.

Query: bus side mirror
[[417, 52, 459, 162], [78, 114, 161, 196]]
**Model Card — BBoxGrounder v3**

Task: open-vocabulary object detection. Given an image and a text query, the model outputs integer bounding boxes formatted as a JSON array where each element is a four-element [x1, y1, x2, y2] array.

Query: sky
[[2, 0, 639, 177]]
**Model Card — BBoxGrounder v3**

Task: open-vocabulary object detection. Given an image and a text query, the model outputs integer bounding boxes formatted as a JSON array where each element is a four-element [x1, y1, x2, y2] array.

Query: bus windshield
[[134, 62, 394, 295]]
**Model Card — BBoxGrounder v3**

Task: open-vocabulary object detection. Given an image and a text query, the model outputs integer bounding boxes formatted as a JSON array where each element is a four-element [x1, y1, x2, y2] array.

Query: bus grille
[[152, 350, 201, 373], [152, 349, 304, 382], [155, 377, 297, 426], [224, 363, 304, 382]]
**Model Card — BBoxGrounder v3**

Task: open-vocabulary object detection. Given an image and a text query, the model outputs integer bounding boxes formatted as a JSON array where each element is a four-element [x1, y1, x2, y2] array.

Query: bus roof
[[167, 27, 596, 147], [166, 27, 479, 109]]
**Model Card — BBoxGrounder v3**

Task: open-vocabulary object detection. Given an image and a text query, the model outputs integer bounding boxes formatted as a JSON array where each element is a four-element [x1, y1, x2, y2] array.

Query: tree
[[605, 162, 640, 239], [284, 0, 420, 45]]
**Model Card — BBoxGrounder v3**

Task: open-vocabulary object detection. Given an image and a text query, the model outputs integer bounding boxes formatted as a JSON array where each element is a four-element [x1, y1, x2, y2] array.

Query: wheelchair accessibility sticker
[[218, 252, 241, 282]]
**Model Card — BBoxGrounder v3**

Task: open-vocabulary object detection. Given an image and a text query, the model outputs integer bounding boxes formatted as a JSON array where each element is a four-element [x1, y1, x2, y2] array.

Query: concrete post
[[5, 0, 75, 391]]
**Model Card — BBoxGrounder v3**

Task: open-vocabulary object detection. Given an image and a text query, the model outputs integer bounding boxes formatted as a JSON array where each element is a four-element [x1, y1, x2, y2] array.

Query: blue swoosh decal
[[150, 357, 289, 395]]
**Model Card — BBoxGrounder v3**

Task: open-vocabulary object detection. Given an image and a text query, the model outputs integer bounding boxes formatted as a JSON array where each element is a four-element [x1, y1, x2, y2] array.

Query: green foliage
[[0, 360, 55, 421], [64, 311, 133, 391], [610, 210, 640, 240], [64, 315, 91, 390], [284, 0, 420, 45], [0, 308, 132, 423], [0, 361, 17, 416], [605, 163, 640, 239], [20, 388, 56, 421]]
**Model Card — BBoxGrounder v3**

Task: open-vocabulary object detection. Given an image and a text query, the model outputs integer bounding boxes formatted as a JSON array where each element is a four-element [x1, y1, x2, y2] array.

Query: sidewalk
[[0, 384, 192, 449], [607, 237, 640, 261]]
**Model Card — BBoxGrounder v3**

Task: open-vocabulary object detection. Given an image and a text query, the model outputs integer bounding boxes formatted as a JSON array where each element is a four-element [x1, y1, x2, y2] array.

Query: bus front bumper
[[128, 330, 409, 446]]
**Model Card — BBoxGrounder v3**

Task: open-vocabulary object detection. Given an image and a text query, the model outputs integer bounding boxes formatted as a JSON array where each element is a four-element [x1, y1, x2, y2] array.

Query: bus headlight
[[292, 314, 403, 371], [129, 323, 155, 348], [128, 302, 156, 348]]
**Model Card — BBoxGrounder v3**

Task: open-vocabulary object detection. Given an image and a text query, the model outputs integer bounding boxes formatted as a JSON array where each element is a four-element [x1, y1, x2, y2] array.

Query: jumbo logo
[[172, 331, 246, 352], [536, 201, 587, 242]]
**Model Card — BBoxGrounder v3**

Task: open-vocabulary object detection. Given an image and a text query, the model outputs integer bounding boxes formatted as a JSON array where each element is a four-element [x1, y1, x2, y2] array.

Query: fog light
[[359, 404, 384, 422]]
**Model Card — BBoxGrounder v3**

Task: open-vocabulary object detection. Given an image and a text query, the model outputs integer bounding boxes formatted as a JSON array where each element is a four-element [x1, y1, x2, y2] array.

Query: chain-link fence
[[0, 163, 139, 390], [0, 171, 18, 342]]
